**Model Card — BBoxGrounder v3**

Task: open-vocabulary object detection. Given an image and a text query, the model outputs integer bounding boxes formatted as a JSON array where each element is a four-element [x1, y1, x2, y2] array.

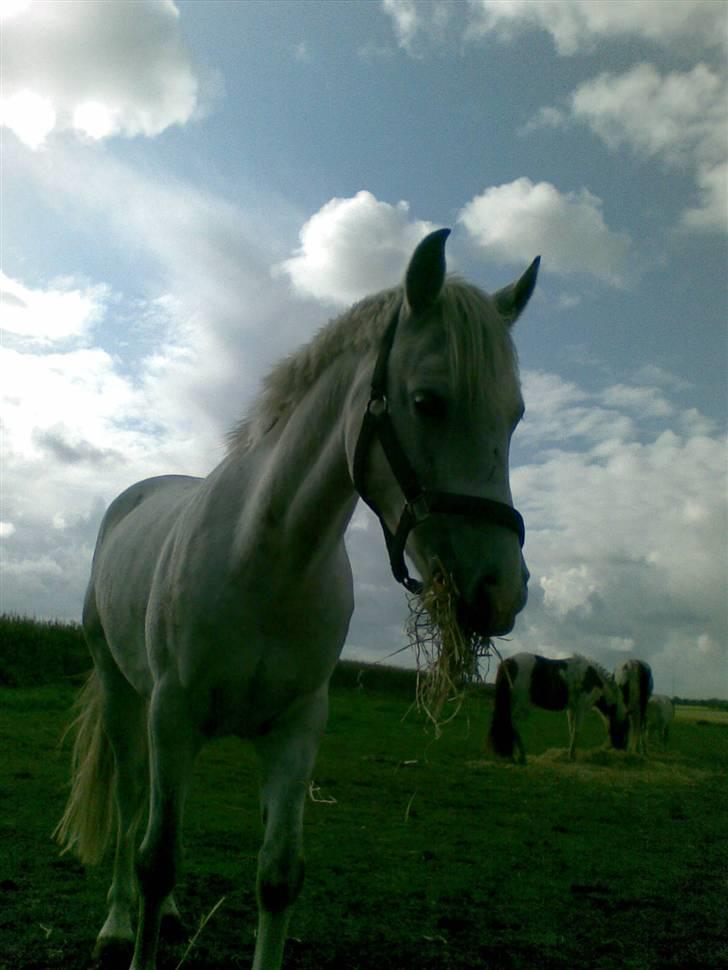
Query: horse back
[[529, 655, 569, 711]]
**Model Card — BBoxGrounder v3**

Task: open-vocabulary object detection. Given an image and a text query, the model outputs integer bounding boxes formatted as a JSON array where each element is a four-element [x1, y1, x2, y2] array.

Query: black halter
[[352, 306, 525, 595]]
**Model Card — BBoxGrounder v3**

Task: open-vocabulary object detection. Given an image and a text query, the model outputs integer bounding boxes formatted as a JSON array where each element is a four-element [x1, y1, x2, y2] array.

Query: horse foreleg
[[131, 681, 201, 970], [514, 730, 526, 764], [567, 708, 577, 760], [627, 712, 638, 754], [252, 689, 328, 970], [638, 719, 648, 756]]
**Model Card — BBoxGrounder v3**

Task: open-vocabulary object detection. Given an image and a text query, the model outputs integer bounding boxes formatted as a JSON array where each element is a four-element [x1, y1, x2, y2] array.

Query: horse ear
[[405, 228, 451, 315], [493, 256, 541, 327]]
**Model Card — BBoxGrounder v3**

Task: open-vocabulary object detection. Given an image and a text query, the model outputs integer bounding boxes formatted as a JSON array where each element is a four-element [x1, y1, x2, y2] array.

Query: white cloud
[[382, 0, 452, 54], [459, 178, 633, 284], [294, 41, 312, 63], [1, 345, 144, 463], [0, 272, 109, 345], [382, 0, 419, 49], [569, 64, 726, 168], [465, 0, 726, 55], [540, 564, 598, 617], [345, 366, 728, 695], [509, 376, 727, 695], [0, 0, 198, 149], [631, 364, 692, 392], [277, 191, 435, 305], [1, 142, 330, 622], [599, 385, 674, 420], [382, 1, 726, 57], [0, 90, 56, 150], [530, 63, 728, 234], [682, 161, 728, 233]]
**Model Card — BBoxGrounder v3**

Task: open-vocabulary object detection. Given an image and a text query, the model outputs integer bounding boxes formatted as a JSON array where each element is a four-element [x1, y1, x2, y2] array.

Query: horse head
[[350, 229, 539, 638]]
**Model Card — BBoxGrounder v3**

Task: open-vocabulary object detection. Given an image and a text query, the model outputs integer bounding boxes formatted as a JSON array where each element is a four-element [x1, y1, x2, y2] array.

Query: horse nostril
[[457, 597, 492, 637], [480, 573, 499, 590]]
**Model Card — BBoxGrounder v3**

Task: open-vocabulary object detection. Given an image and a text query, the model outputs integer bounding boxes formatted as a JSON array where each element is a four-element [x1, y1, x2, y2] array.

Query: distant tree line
[[0, 614, 724, 707]]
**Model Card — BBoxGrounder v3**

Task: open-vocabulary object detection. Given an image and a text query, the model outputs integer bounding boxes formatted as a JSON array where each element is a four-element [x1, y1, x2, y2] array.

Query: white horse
[[615, 659, 654, 755], [646, 694, 674, 747], [55, 229, 539, 970], [488, 653, 627, 762]]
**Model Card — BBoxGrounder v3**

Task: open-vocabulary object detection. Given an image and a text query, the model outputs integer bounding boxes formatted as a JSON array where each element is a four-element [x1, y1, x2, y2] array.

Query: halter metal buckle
[[367, 396, 388, 418]]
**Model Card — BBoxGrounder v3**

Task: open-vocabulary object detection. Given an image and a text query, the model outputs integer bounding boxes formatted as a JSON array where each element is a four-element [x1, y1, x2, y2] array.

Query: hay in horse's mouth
[[407, 568, 493, 736]]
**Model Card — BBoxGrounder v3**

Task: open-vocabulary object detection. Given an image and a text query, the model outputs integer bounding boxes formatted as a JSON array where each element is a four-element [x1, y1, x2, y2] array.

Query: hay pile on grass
[[407, 569, 494, 736]]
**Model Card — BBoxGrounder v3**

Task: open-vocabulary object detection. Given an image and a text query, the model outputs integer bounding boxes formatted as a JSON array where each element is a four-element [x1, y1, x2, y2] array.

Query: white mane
[[228, 277, 519, 454]]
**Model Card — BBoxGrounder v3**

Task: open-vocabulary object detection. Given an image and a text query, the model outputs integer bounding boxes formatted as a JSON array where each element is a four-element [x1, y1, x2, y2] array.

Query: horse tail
[[54, 668, 116, 866], [488, 660, 516, 758]]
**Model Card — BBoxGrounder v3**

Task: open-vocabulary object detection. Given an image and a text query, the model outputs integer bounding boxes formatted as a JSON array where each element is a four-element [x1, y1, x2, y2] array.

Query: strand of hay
[[406, 568, 494, 737], [174, 896, 226, 970]]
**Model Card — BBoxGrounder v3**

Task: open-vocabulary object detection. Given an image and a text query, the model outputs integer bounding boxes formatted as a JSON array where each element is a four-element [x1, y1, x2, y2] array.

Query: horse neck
[[234, 349, 366, 572]]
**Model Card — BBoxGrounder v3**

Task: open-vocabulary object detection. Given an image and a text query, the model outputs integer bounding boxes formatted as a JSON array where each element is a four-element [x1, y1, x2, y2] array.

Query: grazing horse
[[55, 229, 539, 970], [646, 694, 674, 747], [489, 653, 626, 763], [615, 659, 654, 754]]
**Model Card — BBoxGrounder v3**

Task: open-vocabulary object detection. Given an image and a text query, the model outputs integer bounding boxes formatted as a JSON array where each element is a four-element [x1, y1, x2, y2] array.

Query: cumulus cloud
[[568, 64, 725, 166], [2, 344, 149, 468], [599, 385, 674, 420], [528, 64, 728, 233], [508, 371, 727, 696], [540, 564, 598, 618], [0, 0, 198, 149], [349, 365, 727, 696], [277, 191, 435, 305], [459, 178, 633, 284], [2, 140, 350, 622], [381, 0, 726, 57], [465, 0, 726, 55], [1, 272, 109, 345], [382, 0, 453, 54], [681, 161, 728, 233]]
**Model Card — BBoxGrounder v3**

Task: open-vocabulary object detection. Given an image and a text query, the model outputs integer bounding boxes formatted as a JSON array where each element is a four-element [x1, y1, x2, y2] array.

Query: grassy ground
[[1, 677, 726, 970], [674, 705, 728, 725]]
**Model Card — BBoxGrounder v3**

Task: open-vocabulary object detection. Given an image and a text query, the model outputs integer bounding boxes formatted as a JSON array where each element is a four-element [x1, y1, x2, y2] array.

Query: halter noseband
[[352, 306, 525, 595]]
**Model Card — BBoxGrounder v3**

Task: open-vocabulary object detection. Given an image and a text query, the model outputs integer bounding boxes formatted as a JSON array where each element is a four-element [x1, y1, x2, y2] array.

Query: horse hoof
[[161, 910, 187, 943], [93, 936, 133, 968]]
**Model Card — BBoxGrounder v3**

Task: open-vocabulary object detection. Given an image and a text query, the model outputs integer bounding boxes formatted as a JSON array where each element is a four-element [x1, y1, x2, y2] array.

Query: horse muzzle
[[456, 565, 529, 638]]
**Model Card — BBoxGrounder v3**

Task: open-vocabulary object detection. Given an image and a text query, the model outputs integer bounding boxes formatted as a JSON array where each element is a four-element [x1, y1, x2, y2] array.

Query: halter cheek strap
[[352, 307, 525, 596]]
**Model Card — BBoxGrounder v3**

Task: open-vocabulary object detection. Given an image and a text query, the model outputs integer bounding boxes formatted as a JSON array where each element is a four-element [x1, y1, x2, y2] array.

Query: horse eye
[[413, 391, 447, 419]]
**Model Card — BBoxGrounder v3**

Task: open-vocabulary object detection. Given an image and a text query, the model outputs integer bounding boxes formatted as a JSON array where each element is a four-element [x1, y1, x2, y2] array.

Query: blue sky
[[1, 0, 726, 698]]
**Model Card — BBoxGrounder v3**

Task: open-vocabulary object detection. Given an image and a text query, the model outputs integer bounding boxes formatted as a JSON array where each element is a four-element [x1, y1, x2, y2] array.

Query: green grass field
[[1, 617, 726, 968], [674, 705, 728, 725], [1, 664, 727, 970]]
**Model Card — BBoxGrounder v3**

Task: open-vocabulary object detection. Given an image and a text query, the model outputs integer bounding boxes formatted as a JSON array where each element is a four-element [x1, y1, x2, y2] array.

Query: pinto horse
[[489, 653, 626, 762], [615, 659, 654, 755], [55, 230, 539, 970]]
